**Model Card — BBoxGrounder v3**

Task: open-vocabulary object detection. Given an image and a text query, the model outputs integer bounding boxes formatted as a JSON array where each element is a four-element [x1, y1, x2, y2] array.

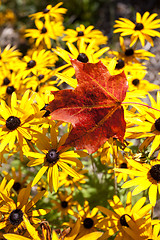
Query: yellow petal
[[3, 234, 30, 240], [149, 184, 157, 206], [32, 165, 48, 186]]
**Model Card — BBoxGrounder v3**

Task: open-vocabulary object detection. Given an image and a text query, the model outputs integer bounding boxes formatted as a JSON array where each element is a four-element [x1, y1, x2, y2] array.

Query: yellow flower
[[110, 36, 155, 63], [0, 91, 43, 153], [127, 69, 159, 92], [97, 192, 152, 239], [25, 19, 64, 49], [0, 182, 49, 233], [63, 24, 108, 46], [23, 69, 58, 92], [29, 2, 67, 23], [125, 92, 160, 157], [26, 129, 83, 192], [114, 12, 160, 47], [54, 38, 109, 88], [0, 45, 21, 66], [3, 166, 29, 194], [68, 201, 103, 239], [3, 217, 41, 240], [114, 159, 160, 206], [0, 67, 23, 103], [59, 168, 88, 192], [18, 50, 56, 79], [52, 191, 75, 217]]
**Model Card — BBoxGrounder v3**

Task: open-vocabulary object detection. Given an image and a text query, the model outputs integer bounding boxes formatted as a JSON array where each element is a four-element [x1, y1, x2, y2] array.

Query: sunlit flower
[[127, 69, 159, 92], [109, 36, 155, 63], [0, 45, 21, 67], [97, 192, 152, 239], [3, 166, 29, 194], [59, 168, 88, 192], [25, 19, 64, 49], [0, 182, 49, 233], [63, 24, 107, 46], [26, 129, 83, 192], [125, 92, 160, 157], [114, 159, 160, 206], [18, 50, 56, 79], [114, 12, 160, 47], [0, 91, 43, 153], [29, 2, 67, 22], [53, 38, 109, 88], [52, 191, 76, 217], [68, 200, 103, 239]]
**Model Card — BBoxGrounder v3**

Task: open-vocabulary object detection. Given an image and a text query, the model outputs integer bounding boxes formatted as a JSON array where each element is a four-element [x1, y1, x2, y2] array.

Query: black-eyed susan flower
[[125, 92, 160, 157], [52, 191, 76, 217], [0, 182, 49, 233], [18, 50, 57, 79], [0, 67, 23, 103], [58, 168, 88, 192], [0, 91, 43, 153], [23, 69, 58, 92], [29, 2, 67, 23], [97, 192, 152, 239], [114, 12, 160, 47], [68, 200, 103, 239], [102, 55, 147, 77], [3, 166, 29, 194], [110, 36, 155, 63], [108, 151, 134, 184], [62, 24, 108, 46], [114, 159, 160, 206], [3, 215, 42, 240], [53, 38, 109, 88], [25, 19, 64, 49], [127, 68, 159, 92], [0, 45, 21, 67], [26, 129, 83, 192], [123, 214, 160, 239]]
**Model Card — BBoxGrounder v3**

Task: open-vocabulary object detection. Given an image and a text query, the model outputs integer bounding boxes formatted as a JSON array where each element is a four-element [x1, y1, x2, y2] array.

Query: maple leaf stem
[[122, 102, 160, 112]]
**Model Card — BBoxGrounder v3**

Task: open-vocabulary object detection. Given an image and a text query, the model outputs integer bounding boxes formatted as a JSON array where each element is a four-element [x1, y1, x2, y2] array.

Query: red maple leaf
[[48, 59, 128, 154]]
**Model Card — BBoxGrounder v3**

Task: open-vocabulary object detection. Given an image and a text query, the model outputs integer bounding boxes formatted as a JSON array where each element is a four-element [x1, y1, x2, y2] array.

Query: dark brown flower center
[[6, 116, 21, 130], [149, 164, 160, 182], [155, 118, 160, 131], [43, 8, 50, 14], [77, 53, 89, 63], [120, 214, 131, 227], [9, 209, 23, 225], [3, 77, 10, 85], [115, 59, 125, 69], [120, 162, 127, 168], [38, 74, 45, 80], [46, 149, 59, 164], [13, 182, 21, 192], [27, 60, 36, 69], [6, 86, 15, 95], [125, 48, 134, 56], [134, 23, 144, 30], [61, 201, 68, 208], [41, 27, 47, 34], [77, 31, 84, 37], [83, 217, 94, 229], [41, 104, 50, 117], [132, 79, 140, 86], [67, 175, 73, 180]]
